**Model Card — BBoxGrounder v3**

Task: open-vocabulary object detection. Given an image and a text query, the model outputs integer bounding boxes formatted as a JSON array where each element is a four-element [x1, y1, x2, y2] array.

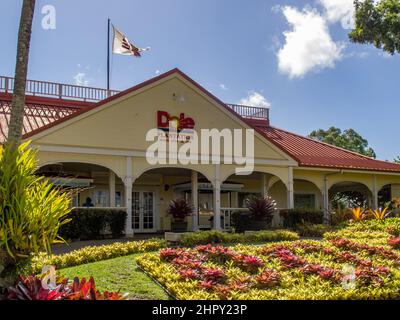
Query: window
[[199, 192, 213, 211], [94, 190, 108, 207], [115, 191, 122, 207], [294, 194, 316, 209]]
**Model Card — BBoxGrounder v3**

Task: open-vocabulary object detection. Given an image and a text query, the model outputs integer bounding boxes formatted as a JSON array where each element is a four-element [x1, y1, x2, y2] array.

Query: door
[[132, 191, 156, 233]]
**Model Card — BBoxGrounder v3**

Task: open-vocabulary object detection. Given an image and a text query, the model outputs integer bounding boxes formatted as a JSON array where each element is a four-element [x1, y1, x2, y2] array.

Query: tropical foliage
[[0, 143, 71, 286], [167, 199, 193, 221], [351, 207, 366, 221], [137, 219, 400, 300], [246, 196, 276, 220], [4, 275, 126, 300]]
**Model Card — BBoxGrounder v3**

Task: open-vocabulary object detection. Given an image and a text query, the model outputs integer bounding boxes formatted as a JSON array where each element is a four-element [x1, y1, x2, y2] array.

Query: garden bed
[[137, 224, 400, 299]]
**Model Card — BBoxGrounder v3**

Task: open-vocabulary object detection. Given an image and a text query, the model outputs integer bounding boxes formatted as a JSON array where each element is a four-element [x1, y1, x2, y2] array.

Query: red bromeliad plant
[[388, 237, 400, 249], [179, 268, 201, 280], [355, 267, 390, 287], [330, 237, 400, 263], [171, 256, 203, 270], [195, 244, 236, 263], [167, 199, 193, 221], [232, 254, 264, 272], [255, 269, 280, 288], [5, 275, 125, 300], [66, 277, 124, 300], [202, 267, 226, 282], [159, 248, 189, 262], [6, 275, 67, 300], [272, 248, 306, 269]]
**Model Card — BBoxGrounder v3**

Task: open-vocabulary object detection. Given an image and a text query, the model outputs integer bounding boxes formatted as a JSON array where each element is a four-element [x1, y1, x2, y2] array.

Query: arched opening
[[293, 179, 323, 210], [133, 167, 213, 233], [378, 184, 392, 208], [38, 162, 124, 208], [329, 181, 372, 209], [222, 171, 287, 230]]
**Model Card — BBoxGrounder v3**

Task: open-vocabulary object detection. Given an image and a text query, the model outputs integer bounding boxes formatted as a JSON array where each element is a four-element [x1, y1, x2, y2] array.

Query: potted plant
[[167, 199, 193, 232], [244, 196, 276, 231]]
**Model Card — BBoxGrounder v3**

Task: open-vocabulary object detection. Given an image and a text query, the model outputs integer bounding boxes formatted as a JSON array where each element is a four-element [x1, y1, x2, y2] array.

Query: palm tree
[[0, 0, 36, 290], [7, 0, 36, 147]]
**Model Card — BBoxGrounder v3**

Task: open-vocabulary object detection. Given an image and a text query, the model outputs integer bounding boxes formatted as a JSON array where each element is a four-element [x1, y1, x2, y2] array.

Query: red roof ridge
[[261, 125, 400, 171], [268, 125, 395, 162]]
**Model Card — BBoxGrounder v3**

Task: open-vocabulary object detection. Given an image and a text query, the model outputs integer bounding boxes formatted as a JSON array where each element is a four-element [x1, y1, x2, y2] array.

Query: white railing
[[0, 76, 269, 122], [221, 207, 284, 231], [226, 104, 269, 121], [0, 76, 120, 102], [221, 207, 249, 231]]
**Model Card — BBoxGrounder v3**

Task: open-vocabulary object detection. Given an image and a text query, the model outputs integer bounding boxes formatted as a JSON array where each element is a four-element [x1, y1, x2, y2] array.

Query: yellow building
[[1, 69, 400, 235]]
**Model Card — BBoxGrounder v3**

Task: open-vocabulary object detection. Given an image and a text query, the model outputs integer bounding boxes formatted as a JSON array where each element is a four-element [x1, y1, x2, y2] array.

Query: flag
[[112, 25, 150, 57]]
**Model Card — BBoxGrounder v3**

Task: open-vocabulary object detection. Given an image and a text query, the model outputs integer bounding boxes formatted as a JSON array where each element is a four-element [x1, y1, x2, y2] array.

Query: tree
[[309, 127, 376, 158], [349, 0, 400, 55], [394, 156, 400, 163], [7, 0, 36, 147]]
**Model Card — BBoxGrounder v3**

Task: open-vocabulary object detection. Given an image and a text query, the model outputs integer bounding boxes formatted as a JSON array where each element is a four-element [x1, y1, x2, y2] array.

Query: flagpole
[[107, 18, 111, 91]]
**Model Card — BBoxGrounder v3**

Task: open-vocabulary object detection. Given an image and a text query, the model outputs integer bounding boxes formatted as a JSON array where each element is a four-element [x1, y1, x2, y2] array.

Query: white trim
[[32, 144, 297, 167], [287, 167, 294, 209], [295, 166, 400, 176]]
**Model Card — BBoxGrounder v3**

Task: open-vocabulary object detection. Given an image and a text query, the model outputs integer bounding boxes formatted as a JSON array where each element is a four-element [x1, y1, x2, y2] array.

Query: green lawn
[[59, 253, 169, 300]]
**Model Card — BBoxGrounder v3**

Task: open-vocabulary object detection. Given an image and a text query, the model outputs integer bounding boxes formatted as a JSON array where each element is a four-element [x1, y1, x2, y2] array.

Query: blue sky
[[1, 0, 399, 161]]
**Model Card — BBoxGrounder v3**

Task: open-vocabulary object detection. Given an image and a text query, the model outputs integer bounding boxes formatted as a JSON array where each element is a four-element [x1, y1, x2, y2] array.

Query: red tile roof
[[259, 126, 400, 173], [0, 93, 89, 143], [1, 69, 399, 173]]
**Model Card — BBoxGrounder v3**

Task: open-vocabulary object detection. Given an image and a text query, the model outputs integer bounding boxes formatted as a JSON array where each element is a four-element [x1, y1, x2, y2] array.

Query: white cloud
[[277, 6, 344, 79], [155, 70, 161, 75], [219, 83, 228, 90], [73, 72, 90, 86], [319, 0, 355, 29], [239, 91, 271, 108]]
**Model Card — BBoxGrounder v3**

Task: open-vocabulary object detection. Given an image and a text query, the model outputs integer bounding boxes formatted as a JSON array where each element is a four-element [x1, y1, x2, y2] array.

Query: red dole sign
[[157, 111, 195, 131]]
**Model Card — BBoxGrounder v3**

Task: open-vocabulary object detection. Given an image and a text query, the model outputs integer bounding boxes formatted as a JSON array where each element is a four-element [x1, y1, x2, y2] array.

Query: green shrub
[[28, 238, 166, 274], [280, 209, 324, 229], [58, 208, 127, 240], [296, 223, 335, 238], [178, 230, 299, 246], [324, 218, 400, 246]]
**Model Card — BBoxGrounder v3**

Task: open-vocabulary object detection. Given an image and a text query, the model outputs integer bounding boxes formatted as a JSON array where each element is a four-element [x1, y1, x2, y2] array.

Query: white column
[[261, 173, 270, 197], [191, 170, 199, 231], [287, 167, 294, 209], [109, 170, 116, 207], [213, 164, 222, 230], [124, 157, 134, 237], [323, 175, 330, 225], [372, 175, 379, 210]]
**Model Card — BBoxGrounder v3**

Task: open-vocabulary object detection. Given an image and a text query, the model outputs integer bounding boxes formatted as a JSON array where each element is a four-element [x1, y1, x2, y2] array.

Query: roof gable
[[26, 69, 293, 163]]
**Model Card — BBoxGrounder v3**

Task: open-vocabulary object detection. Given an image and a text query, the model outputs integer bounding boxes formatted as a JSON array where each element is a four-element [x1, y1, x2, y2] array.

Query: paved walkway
[[52, 234, 164, 255]]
